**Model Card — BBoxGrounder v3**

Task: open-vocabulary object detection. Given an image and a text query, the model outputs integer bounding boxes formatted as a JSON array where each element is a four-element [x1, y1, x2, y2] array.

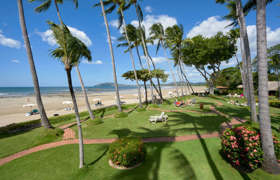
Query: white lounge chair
[[149, 112, 168, 124]]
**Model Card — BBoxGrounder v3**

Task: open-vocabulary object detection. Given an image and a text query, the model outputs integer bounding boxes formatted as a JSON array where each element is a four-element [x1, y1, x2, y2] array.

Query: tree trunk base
[[262, 160, 280, 174]]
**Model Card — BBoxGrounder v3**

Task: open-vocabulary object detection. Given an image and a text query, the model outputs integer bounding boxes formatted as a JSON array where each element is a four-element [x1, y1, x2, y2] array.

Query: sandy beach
[[0, 86, 206, 127]]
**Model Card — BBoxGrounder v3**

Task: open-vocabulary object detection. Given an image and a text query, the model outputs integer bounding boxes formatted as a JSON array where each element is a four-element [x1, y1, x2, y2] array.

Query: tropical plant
[[94, 0, 122, 111], [29, 0, 78, 25], [149, 23, 180, 97], [48, 21, 86, 168], [17, 0, 52, 129], [30, 0, 95, 119], [165, 25, 194, 95], [256, 0, 280, 173], [216, 0, 258, 122]]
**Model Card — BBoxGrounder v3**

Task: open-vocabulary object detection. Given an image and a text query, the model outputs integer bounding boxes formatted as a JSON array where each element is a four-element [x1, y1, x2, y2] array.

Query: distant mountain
[[162, 81, 206, 86], [92, 83, 136, 90]]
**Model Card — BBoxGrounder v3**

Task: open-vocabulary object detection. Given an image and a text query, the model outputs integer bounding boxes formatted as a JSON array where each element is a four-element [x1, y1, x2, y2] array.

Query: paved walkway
[[0, 104, 244, 166]]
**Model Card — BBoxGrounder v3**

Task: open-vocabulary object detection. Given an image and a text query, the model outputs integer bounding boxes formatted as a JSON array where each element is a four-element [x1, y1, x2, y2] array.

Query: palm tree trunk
[[120, 10, 142, 108], [147, 52, 163, 101], [177, 67, 184, 96], [136, 46, 144, 69], [235, 55, 248, 98], [181, 63, 195, 94], [135, 5, 154, 102], [163, 48, 179, 97], [76, 66, 94, 120], [100, 0, 122, 111], [66, 68, 84, 169], [54, 0, 64, 25], [144, 81, 148, 104], [256, 0, 280, 174], [17, 0, 52, 129], [236, 0, 258, 122], [179, 61, 194, 94]]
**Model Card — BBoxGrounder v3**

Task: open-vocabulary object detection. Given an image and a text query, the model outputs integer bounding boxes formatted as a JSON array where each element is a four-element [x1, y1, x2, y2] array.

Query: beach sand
[[0, 86, 206, 127]]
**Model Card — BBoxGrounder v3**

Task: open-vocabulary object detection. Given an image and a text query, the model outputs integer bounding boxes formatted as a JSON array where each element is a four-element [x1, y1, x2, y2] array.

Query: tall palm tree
[[150, 23, 180, 97], [48, 22, 86, 168], [29, 0, 78, 25], [30, 0, 96, 119], [17, 0, 52, 129], [256, 0, 280, 173], [165, 25, 194, 94], [94, 0, 122, 111], [216, 0, 258, 122]]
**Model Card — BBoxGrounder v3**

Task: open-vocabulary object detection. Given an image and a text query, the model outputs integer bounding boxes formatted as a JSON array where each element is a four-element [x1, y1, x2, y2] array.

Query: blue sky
[[0, 0, 279, 87]]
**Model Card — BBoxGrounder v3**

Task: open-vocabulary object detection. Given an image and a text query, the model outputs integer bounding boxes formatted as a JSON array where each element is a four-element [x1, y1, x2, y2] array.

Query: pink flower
[[235, 160, 240, 166], [245, 147, 249, 152], [253, 149, 257, 153]]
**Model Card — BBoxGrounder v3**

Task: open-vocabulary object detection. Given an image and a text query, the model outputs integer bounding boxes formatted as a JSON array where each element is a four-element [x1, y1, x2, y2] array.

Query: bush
[[221, 126, 280, 171], [114, 112, 128, 118], [108, 137, 146, 167], [269, 100, 280, 108], [149, 104, 159, 108]]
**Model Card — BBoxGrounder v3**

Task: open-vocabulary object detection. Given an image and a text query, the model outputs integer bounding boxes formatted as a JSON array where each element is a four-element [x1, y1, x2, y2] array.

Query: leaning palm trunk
[[256, 0, 280, 174], [76, 66, 94, 120], [235, 55, 248, 99], [177, 67, 184, 96], [178, 60, 194, 94], [120, 10, 142, 108], [181, 63, 194, 94], [163, 48, 179, 97], [54, 0, 64, 25], [17, 0, 52, 129], [100, 0, 122, 111], [236, 0, 257, 122], [135, 46, 144, 69], [66, 68, 84, 169]]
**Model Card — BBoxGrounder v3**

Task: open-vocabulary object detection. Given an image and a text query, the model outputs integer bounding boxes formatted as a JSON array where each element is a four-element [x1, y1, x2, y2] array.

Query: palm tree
[[94, 0, 122, 111], [150, 23, 180, 97], [216, 0, 258, 122], [256, 0, 280, 173], [29, 0, 78, 25], [117, 24, 144, 69], [17, 0, 52, 129], [30, 0, 96, 119], [48, 22, 86, 168], [165, 25, 194, 94]]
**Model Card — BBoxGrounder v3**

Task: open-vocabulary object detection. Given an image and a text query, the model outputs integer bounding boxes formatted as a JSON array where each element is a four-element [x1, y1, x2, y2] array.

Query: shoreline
[[0, 86, 207, 127]]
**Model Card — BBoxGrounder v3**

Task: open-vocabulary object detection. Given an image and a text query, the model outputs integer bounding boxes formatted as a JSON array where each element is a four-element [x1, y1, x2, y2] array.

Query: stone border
[[108, 159, 143, 170]]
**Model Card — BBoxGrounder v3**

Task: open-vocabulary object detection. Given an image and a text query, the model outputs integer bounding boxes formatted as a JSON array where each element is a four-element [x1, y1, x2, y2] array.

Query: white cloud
[[107, 35, 117, 44], [187, 16, 232, 38], [37, 26, 92, 46], [0, 30, 21, 49], [141, 56, 168, 64], [11, 59, 20, 64], [145, 6, 153, 13], [131, 15, 177, 38], [109, 19, 119, 28], [82, 60, 103, 65]]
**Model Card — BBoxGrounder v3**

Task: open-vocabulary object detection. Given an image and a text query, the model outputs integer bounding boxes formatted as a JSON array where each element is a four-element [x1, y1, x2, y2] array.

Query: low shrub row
[[269, 100, 280, 108]]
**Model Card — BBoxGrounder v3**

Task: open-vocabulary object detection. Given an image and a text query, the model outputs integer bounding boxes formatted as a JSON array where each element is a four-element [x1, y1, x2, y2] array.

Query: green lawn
[[0, 138, 279, 180]]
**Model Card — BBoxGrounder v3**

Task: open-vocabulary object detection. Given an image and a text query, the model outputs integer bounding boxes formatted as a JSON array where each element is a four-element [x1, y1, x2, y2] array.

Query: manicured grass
[[0, 138, 279, 180], [76, 109, 228, 139], [0, 127, 63, 158]]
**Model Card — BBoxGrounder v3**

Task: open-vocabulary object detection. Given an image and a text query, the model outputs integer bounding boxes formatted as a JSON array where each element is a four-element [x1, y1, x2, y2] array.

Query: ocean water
[[0, 87, 123, 98]]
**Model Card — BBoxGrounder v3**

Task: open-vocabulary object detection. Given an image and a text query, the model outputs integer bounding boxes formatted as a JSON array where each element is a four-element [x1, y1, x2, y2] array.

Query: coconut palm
[[17, 0, 52, 129], [30, 0, 95, 119], [117, 24, 144, 69], [48, 21, 87, 168], [216, 0, 258, 122], [95, 0, 143, 107], [94, 0, 122, 111], [29, 0, 78, 25], [165, 25, 194, 94], [256, 0, 280, 173], [150, 23, 180, 97]]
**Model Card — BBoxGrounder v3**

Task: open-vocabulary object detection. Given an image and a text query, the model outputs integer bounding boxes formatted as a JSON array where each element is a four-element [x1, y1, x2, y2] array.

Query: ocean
[[0, 87, 123, 98]]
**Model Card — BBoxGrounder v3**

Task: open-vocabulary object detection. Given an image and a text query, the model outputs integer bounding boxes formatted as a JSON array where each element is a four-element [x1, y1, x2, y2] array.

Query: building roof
[[268, 81, 280, 91], [216, 86, 228, 89]]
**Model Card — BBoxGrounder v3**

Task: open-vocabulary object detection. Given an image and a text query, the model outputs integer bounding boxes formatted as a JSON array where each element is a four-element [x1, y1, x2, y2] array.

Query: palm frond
[[33, 0, 52, 13]]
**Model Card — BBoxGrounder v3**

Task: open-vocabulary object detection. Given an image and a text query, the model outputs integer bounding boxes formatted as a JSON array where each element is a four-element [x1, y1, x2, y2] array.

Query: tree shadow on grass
[[108, 128, 197, 180]]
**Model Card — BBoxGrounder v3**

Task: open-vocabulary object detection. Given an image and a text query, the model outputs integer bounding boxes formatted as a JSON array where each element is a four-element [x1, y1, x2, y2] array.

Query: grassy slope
[[0, 138, 279, 180]]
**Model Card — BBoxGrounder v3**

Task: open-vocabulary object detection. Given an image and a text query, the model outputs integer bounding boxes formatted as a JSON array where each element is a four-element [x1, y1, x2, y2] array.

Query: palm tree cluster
[[17, 0, 279, 173]]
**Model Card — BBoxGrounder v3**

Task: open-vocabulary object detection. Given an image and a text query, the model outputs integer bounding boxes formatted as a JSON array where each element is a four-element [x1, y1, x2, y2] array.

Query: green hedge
[[269, 100, 280, 108]]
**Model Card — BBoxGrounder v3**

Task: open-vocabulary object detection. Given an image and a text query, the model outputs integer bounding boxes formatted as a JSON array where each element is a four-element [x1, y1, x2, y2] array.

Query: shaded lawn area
[[0, 104, 135, 158], [0, 138, 279, 180], [75, 110, 229, 139]]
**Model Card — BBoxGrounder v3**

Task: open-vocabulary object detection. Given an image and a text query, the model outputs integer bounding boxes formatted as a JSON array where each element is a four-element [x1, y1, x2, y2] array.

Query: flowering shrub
[[108, 137, 146, 167], [221, 126, 280, 171]]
